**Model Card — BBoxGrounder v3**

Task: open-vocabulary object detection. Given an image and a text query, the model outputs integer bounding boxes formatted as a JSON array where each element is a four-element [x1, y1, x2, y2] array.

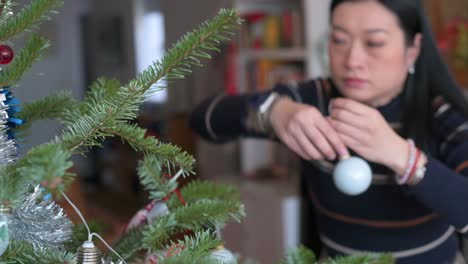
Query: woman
[[189, 0, 468, 263]]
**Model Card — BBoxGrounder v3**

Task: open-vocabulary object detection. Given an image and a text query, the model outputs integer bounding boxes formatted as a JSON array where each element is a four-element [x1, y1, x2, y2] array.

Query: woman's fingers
[[331, 98, 370, 116], [300, 124, 336, 160], [329, 118, 367, 146], [330, 107, 368, 130], [282, 131, 323, 160], [272, 101, 349, 161], [320, 117, 349, 158]]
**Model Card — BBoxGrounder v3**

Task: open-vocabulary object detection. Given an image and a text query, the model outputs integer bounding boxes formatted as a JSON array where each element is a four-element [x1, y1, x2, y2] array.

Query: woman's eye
[[367, 41, 385, 48], [332, 37, 346, 45]]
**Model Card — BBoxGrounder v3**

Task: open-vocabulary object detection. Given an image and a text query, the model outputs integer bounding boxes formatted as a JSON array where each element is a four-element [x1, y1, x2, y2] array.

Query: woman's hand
[[329, 98, 409, 174], [269, 98, 349, 161]]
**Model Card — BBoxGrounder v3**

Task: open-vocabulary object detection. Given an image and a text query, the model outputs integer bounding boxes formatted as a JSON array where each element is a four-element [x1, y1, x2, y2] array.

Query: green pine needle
[[109, 228, 145, 262], [143, 200, 245, 251], [279, 245, 316, 264], [137, 154, 175, 201], [115, 124, 195, 174], [166, 180, 240, 208], [173, 200, 245, 230], [0, 0, 63, 41], [15, 91, 76, 135], [130, 8, 242, 96], [0, 240, 76, 264], [15, 143, 73, 196], [320, 254, 394, 264], [40, 9, 240, 165], [159, 230, 222, 264], [137, 152, 195, 201], [143, 214, 178, 250], [0, 164, 29, 206], [0, 34, 50, 86]]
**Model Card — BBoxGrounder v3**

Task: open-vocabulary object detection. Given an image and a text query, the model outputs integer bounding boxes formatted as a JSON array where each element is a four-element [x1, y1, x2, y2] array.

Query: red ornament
[[0, 45, 14, 64]]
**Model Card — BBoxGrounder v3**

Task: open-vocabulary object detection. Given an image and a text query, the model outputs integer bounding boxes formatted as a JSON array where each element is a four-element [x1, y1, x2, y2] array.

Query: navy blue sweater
[[189, 79, 468, 263]]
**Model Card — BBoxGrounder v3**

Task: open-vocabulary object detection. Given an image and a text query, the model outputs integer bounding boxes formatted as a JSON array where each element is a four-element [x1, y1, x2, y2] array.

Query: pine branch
[[75, 78, 122, 119], [142, 214, 178, 250], [0, 240, 76, 264], [167, 180, 239, 208], [136, 150, 195, 201], [15, 143, 74, 196], [0, 34, 50, 86], [58, 78, 121, 126], [279, 245, 316, 264], [137, 154, 175, 201], [14, 91, 76, 135], [56, 81, 144, 154], [57, 107, 116, 154], [132, 9, 241, 95], [143, 200, 245, 251], [320, 254, 394, 264], [0, 0, 63, 41], [173, 200, 245, 230], [108, 228, 145, 262], [115, 124, 195, 175], [0, 164, 29, 206], [45, 9, 240, 166], [159, 230, 222, 264]]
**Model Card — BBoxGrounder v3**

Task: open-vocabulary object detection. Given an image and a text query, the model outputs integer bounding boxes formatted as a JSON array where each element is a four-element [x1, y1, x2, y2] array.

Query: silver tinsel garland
[[0, 98, 18, 165], [8, 185, 73, 250]]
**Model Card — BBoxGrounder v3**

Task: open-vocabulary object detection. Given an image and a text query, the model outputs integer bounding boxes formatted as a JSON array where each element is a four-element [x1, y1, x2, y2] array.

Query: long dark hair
[[330, 0, 468, 150]]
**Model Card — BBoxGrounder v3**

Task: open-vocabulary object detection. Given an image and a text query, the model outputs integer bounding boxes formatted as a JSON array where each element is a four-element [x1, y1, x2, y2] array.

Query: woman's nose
[[345, 42, 365, 71]]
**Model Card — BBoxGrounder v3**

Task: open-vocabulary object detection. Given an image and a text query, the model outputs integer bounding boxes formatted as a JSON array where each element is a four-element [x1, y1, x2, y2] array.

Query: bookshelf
[[213, 1, 332, 259], [231, 0, 331, 174]]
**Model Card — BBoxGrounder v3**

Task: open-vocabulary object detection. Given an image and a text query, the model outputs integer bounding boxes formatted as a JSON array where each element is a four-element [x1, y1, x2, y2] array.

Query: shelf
[[234, 0, 300, 15], [237, 48, 307, 61]]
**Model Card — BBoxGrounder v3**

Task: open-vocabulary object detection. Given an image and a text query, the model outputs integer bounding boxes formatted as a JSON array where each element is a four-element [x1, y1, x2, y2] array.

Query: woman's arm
[[189, 80, 320, 143], [189, 79, 349, 160], [408, 104, 468, 235]]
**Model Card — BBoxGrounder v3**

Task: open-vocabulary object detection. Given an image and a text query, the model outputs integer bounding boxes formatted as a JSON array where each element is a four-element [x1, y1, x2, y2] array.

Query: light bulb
[[333, 156, 372, 196]]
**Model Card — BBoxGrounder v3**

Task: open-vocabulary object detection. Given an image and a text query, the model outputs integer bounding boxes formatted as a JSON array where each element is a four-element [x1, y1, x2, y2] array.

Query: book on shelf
[[239, 7, 304, 49], [246, 60, 305, 92]]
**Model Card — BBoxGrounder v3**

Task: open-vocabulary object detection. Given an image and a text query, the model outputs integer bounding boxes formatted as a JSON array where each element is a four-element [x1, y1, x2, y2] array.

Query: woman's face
[[328, 0, 421, 107]]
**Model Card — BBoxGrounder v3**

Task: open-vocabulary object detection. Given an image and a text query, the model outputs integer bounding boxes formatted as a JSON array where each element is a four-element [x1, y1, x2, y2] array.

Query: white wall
[[14, 0, 90, 151]]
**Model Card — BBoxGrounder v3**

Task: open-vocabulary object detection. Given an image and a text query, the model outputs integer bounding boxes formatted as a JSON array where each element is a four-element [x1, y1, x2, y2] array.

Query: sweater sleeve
[[188, 80, 324, 143], [409, 102, 468, 235]]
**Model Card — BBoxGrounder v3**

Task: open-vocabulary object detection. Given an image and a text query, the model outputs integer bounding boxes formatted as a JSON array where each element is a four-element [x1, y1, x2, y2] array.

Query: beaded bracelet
[[407, 153, 427, 186], [396, 139, 417, 185], [407, 149, 422, 185]]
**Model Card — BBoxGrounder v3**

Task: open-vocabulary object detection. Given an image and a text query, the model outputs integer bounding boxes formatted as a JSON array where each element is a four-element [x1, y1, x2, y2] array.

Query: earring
[[408, 64, 415, 75]]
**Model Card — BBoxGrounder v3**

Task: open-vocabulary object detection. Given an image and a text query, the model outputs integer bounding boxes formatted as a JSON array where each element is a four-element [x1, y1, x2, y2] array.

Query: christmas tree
[[0, 0, 394, 263]]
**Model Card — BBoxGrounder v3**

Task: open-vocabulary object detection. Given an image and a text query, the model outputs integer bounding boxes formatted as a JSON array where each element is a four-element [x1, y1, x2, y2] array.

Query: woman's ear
[[406, 33, 422, 68]]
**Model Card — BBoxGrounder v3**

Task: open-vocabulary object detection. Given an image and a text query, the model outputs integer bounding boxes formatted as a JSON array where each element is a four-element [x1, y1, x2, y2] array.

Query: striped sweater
[[189, 79, 468, 264]]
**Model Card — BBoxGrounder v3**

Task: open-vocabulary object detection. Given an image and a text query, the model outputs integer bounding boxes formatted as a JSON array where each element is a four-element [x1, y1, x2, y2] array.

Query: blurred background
[[9, 0, 468, 263]]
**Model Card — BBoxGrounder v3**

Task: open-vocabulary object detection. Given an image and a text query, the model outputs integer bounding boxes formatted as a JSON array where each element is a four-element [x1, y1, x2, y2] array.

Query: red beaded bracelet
[[397, 139, 417, 185], [406, 149, 422, 184]]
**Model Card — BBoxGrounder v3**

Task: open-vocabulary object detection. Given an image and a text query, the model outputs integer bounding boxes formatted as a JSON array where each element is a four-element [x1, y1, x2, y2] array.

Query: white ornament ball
[[209, 248, 237, 264], [333, 156, 372, 196]]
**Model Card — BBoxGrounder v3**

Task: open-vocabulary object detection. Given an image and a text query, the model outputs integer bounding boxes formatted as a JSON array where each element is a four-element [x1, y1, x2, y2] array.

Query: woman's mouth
[[344, 78, 368, 88]]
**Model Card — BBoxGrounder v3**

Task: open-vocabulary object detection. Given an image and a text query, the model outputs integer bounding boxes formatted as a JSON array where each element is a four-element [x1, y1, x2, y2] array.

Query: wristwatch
[[408, 154, 428, 186], [246, 92, 285, 135], [258, 92, 280, 131]]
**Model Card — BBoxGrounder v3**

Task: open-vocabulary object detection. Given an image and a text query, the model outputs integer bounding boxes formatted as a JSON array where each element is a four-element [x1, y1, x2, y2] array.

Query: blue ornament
[[333, 156, 372, 196]]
